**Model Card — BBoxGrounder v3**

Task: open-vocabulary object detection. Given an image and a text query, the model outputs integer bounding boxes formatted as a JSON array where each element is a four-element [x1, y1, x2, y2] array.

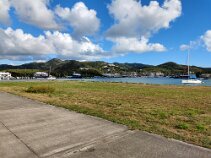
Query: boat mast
[[49, 66, 51, 77], [188, 48, 190, 79]]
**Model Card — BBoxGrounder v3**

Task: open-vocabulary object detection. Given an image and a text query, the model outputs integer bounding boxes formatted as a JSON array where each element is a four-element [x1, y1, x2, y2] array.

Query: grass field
[[0, 81, 210, 148]]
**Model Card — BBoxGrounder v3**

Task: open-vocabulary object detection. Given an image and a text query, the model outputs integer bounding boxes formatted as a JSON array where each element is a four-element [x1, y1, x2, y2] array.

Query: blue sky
[[0, 0, 211, 67]]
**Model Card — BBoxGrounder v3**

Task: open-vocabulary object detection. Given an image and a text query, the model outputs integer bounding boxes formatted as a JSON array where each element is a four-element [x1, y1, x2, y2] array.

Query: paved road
[[0, 92, 210, 158]]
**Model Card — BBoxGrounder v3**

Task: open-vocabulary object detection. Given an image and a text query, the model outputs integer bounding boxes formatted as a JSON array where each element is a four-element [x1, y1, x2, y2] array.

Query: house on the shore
[[201, 74, 211, 79], [142, 72, 164, 77], [34, 72, 48, 78], [0, 72, 12, 80]]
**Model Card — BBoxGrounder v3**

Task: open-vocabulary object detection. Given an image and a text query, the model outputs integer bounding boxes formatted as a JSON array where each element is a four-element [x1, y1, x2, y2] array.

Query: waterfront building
[[0, 72, 12, 80], [34, 72, 48, 78]]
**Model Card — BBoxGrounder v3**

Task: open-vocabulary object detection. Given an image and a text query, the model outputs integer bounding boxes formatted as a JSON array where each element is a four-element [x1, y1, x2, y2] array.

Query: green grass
[[0, 81, 210, 148], [175, 123, 189, 130], [196, 124, 206, 132]]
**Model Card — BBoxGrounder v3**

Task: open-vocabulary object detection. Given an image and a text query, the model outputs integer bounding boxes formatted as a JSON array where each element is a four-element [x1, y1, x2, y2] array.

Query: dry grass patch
[[26, 85, 55, 93]]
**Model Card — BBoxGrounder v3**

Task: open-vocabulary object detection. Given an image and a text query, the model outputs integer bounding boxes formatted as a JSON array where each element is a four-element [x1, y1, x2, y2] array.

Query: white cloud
[[112, 37, 166, 53], [0, 27, 107, 61], [45, 31, 106, 60], [180, 40, 201, 51], [10, 0, 59, 29], [55, 2, 100, 37], [0, 28, 52, 58], [201, 30, 211, 52], [0, 0, 10, 25], [180, 44, 190, 51], [106, 0, 181, 54], [107, 0, 181, 38]]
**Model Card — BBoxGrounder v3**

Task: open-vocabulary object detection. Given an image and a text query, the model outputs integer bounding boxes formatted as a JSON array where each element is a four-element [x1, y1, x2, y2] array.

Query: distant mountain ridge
[[0, 59, 210, 77]]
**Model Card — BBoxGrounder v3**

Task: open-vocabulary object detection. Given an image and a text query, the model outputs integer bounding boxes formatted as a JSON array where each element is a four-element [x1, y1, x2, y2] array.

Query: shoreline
[[0, 77, 211, 87]]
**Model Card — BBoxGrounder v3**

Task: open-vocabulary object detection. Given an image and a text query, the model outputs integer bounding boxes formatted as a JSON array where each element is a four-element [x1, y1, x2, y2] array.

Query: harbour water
[[1, 77, 211, 86], [67, 77, 211, 86]]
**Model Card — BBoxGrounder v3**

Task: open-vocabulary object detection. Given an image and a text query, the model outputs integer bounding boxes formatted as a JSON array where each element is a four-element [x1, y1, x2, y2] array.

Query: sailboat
[[47, 66, 56, 80], [182, 48, 202, 84]]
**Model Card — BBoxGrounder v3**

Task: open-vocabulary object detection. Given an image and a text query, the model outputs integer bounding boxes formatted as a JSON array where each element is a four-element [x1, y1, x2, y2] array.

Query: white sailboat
[[47, 66, 56, 80], [182, 48, 202, 84]]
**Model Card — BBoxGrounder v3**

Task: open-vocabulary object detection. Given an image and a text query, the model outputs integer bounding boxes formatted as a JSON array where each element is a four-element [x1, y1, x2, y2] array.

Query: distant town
[[0, 58, 211, 80]]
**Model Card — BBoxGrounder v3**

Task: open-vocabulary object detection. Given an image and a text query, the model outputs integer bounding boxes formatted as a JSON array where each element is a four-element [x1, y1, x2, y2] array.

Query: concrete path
[[0, 92, 210, 158]]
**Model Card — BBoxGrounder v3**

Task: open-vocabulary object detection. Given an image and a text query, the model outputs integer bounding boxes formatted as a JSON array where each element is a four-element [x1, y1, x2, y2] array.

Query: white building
[[34, 72, 48, 78], [0, 72, 12, 80]]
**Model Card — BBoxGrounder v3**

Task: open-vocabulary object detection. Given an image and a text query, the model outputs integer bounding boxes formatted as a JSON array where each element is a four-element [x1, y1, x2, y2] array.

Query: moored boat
[[181, 47, 202, 84]]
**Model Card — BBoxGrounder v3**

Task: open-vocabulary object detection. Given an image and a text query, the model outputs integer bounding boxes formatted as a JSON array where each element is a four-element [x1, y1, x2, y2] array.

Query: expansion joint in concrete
[[0, 121, 40, 158]]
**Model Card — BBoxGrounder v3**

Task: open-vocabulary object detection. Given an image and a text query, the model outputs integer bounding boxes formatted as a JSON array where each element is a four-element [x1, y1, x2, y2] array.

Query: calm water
[[66, 77, 211, 86], [1, 77, 211, 86]]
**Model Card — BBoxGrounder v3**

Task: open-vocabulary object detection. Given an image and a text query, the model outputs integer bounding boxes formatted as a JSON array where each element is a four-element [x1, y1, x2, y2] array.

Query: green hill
[[0, 58, 210, 78]]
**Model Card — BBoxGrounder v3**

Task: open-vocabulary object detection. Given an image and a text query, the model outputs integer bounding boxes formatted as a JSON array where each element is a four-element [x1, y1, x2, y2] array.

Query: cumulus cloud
[[0, 28, 107, 61], [201, 30, 211, 52], [0, 0, 183, 61], [0, 28, 52, 57], [55, 2, 100, 37], [0, 0, 10, 25], [9, 0, 59, 29], [45, 31, 106, 60], [106, 0, 181, 54], [112, 37, 166, 53], [107, 0, 181, 39]]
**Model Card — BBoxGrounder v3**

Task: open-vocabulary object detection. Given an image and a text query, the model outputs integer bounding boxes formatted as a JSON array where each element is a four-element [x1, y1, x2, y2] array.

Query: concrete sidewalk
[[0, 92, 210, 158]]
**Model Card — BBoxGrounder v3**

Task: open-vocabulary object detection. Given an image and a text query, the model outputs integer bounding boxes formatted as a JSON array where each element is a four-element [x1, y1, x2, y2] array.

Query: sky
[[0, 0, 211, 67]]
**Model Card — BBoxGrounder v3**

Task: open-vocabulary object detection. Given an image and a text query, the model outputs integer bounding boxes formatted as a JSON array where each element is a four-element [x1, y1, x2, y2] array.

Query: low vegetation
[[26, 85, 55, 93], [0, 81, 210, 148], [4, 69, 41, 78]]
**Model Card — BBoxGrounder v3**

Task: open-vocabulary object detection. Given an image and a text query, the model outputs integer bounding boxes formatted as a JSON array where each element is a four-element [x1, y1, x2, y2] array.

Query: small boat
[[182, 48, 202, 84], [67, 72, 82, 79], [47, 75, 56, 80]]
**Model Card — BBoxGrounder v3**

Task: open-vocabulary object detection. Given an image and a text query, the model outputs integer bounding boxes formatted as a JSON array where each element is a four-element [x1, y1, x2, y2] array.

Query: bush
[[196, 124, 205, 131], [26, 86, 55, 93], [175, 123, 189, 130]]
